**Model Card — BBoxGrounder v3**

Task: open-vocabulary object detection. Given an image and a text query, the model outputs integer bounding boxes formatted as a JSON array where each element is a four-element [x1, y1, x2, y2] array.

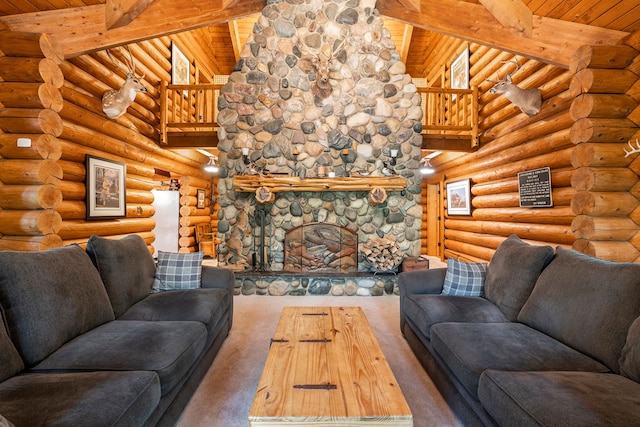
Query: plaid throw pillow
[[442, 257, 487, 297], [153, 251, 204, 292]]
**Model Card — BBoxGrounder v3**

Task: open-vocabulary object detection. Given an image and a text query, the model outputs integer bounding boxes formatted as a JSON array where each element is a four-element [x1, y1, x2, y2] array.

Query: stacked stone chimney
[[216, 0, 423, 271]]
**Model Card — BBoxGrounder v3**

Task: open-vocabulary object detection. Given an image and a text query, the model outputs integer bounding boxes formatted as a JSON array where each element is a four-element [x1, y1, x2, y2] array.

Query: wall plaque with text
[[518, 167, 553, 207]]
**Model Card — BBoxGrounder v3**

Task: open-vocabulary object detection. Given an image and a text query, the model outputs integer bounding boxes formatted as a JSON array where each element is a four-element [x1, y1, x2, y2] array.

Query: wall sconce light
[[390, 149, 399, 166], [204, 156, 219, 173], [242, 147, 250, 165]]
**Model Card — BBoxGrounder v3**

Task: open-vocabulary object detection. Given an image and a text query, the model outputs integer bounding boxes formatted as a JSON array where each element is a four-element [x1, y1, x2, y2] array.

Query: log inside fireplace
[[284, 223, 358, 273]]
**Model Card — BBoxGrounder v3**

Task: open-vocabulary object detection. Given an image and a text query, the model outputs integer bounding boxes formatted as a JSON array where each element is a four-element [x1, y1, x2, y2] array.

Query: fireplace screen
[[284, 223, 358, 273]]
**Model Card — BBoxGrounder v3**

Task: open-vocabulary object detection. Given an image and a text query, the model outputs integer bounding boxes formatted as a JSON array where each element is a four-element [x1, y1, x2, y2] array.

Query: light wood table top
[[249, 306, 413, 426]]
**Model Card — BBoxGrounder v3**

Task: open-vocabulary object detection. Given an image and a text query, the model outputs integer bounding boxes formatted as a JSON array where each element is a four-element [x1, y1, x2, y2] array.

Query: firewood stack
[[361, 237, 404, 272]]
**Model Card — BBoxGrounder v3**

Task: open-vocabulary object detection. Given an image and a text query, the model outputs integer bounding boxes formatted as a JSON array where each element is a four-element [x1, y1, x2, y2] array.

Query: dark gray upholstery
[[479, 370, 640, 427], [0, 235, 235, 426], [399, 240, 640, 426], [0, 321, 23, 383], [403, 294, 507, 339], [484, 234, 554, 321], [33, 320, 207, 395], [0, 245, 114, 367], [620, 316, 640, 382], [86, 234, 156, 318], [519, 247, 640, 372], [431, 322, 609, 398], [0, 371, 160, 427]]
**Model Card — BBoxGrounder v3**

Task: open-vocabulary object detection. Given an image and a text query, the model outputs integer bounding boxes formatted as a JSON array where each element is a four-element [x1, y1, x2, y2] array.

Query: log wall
[[423, 32, 640, 263], [0, 31, 215, 252]]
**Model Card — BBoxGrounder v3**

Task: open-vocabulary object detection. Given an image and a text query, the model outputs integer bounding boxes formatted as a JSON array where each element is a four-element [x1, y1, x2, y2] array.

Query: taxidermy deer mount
[[624, 139, 640, 157], [102, 46, 147, 119], [297, 39, 345, 100], [487, 58, 542, 117]]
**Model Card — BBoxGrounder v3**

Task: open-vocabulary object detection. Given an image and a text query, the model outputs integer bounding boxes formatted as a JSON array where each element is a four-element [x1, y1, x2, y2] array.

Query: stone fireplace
[[215, 0, 423, 291]]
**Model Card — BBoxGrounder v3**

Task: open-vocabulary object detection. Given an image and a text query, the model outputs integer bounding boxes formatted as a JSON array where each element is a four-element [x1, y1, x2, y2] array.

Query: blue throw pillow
[[153, 251, 204, 292], [442, 258, 487, 297]]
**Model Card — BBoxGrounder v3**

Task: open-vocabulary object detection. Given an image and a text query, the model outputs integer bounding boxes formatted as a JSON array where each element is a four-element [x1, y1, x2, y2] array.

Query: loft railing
[[159, 82, 222, 145], [159, 82, 479, 148], [419, 87, 479, 148]]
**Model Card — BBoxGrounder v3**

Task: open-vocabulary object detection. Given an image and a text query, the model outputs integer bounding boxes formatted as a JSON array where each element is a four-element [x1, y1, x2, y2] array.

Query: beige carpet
[[176, 294, 460, 427]]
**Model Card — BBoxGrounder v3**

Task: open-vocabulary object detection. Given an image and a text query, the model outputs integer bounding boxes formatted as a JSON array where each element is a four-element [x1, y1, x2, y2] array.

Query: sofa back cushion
[[0, 245, 114, 367], [518, 247, 640, 373], [0, 315, 24, 382], [86, 235, 156, 318], [484, 235, 554, 321], [619, 316, 640, 382]]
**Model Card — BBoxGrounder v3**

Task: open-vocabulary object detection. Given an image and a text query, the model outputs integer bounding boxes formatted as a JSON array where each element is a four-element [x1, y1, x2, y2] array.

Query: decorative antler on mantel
[[624, 139, 640, 158]]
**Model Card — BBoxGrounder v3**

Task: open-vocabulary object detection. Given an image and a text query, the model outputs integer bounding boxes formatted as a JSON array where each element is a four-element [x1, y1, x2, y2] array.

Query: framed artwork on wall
[[171, 41, 190, 85], [446, 178, 471, 216], [197, 189, 206, 209], [450, 46, 469, 100], [86, 155, 126, 219]]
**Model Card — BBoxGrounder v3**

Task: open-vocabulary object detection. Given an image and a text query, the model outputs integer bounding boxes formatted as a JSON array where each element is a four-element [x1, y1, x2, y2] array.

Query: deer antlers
[[624, 139, 640, 157]]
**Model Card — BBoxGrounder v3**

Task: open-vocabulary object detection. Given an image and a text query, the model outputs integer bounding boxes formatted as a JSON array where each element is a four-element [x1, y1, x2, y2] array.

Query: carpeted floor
[[176, 294, 460, 427]]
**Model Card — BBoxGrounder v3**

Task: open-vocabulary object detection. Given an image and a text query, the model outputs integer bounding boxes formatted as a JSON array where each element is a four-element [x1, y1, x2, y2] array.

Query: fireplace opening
[[284, 223, 357, 273]]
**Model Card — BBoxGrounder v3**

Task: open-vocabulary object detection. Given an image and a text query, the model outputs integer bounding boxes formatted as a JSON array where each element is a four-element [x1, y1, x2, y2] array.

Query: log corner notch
[[478, 0, 533, 38], [105, 0, 156, 30]]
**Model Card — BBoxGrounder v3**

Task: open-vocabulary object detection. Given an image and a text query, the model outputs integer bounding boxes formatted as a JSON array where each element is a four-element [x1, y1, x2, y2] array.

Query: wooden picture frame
[[171, 41, 190, 85], [446, 178, 471, 216], [86, 155, 126, 219], [197, 189, 206, 209], [451, 47, 469, 100]]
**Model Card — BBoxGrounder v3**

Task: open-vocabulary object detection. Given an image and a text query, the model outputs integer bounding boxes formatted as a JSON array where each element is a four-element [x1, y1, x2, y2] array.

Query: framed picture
[[86, 155, 126, 219], [171, 41, 190, 85], [197, 189, 206, 209], [451, 47, 469, 100], [446, 178, 471, 216]]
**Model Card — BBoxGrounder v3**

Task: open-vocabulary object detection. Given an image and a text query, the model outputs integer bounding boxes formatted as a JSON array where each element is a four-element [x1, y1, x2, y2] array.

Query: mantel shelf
[[232, 175, 407, 193]]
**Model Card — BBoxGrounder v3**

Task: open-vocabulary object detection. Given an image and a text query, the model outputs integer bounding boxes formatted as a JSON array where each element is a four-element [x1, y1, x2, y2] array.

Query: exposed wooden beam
[[1, 0, 266, 58], [228, 19, 242, 63], [396, 0, 420, 13], [105, 0, 155, 30], [422, 134, 477, 152], [378, 0, 627, 68], [478, 0, 533, 38]]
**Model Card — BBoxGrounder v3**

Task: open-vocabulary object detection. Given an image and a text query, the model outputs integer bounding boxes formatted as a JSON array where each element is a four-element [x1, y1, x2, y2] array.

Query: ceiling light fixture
[[204, 156, 219, 173]]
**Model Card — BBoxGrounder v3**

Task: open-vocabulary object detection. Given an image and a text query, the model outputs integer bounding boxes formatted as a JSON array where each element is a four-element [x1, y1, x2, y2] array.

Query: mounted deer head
[[487, 59, 542, 117], [298, 39, 345, 100], [102, 46, 147, 119], [624, 139, 640, 157]]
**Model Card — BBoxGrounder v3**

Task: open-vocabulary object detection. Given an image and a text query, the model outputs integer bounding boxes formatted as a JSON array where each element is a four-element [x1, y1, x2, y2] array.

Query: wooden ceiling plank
[[0, 0, 266, 58], [478, 0, 533, 38], [105, 0, 155, 30], [378, 0, 628, 68]]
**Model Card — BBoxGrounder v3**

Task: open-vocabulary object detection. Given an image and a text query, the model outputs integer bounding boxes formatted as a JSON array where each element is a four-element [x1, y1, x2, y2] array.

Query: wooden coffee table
[[248, 306, 413, 426]]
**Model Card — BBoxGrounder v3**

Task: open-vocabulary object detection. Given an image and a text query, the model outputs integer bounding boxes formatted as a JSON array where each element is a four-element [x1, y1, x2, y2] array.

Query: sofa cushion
[[479, 370, 640, 427], [86, 234, 156, 318], [0, 319, 23, 383], [619, 316, 640, 382], [33, 320, 207, 395], [442, 258, 487, 296], [0, 245, 115, 367], [430, 322, 609, 399], [403, 294, 508, 340], [153, 251, 204, 292], [484, 234, 554, 321], [518, 247, 640, 373], [119, 287, 230, 340], [0, 371, 160, 427]]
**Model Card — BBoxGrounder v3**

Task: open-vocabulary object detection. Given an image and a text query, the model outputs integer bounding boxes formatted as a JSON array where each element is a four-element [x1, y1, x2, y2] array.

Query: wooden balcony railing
[[159, 82, 222, 145], [159, 82, 479, 150], [419, 87, 479, 149]]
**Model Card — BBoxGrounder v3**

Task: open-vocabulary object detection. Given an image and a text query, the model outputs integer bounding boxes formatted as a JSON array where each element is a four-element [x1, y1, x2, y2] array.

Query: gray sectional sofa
[[0, 235, 235, 427], [399, 234, 640, 426]]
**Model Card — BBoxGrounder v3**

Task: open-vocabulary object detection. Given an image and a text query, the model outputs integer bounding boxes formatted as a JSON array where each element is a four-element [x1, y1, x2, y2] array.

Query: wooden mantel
[[232, 175, 407, 193]]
